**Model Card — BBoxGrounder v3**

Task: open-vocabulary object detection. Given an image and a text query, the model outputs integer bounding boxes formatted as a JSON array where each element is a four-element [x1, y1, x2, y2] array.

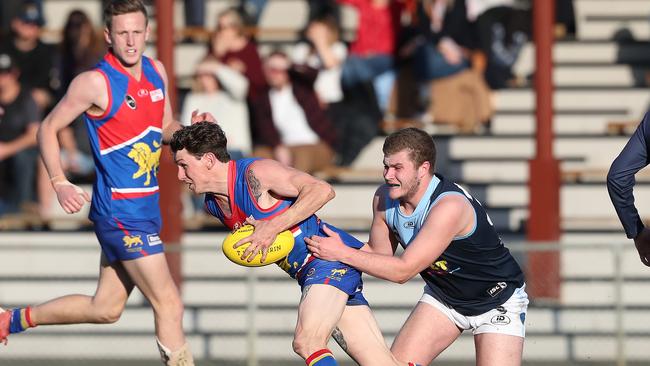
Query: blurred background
[[1, 0, 650, 364]]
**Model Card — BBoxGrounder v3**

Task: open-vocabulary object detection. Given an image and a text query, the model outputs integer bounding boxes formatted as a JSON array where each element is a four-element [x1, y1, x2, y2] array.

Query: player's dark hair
[[170, 121, 231, 163], [104, 0, 148, 30], [383, 127, 436, 175]]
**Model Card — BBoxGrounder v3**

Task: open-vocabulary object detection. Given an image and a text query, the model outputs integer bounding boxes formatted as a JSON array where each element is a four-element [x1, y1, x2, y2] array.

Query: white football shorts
[[419, 284, 528, 338]]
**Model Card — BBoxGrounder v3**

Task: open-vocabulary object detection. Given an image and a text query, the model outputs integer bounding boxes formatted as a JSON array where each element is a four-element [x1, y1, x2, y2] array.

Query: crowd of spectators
[[0, 0, 576, 225]]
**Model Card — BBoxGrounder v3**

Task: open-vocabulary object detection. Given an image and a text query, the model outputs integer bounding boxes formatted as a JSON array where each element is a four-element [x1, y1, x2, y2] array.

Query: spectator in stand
[[180, 60, 251, 159], [411, 0, 492, 133], [466, 0, 530, 89], [58, 10, 105, 95], [184, 0, 205, 29], [0, 1, 57, 112], [337, 0, 404, 114], [180, 59, 251, 223], [208, 7, 266, 103], [555, 0, 576, 39], [252, 51, 337, 174], [238, 0, 267, 26], [306, 0, 341, 29], [0, 53, 41, 216], [292, 15, 379, 168]]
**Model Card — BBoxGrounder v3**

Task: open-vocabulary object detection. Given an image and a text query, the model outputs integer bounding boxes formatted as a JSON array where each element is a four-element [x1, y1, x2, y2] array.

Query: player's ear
[[419, 161, 430, 178], [145, 24, 151, 42], [204, 152, 216, 169], [103, 27, 111, 46]]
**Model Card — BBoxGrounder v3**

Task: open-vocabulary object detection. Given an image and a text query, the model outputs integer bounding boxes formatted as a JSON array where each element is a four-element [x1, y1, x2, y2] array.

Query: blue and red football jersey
[[84, 51, 166, 221], [204, 158, 364, 278]]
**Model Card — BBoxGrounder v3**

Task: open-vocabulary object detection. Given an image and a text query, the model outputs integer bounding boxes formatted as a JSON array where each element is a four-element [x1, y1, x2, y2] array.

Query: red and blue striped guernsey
[[84, 51, 165, 222]]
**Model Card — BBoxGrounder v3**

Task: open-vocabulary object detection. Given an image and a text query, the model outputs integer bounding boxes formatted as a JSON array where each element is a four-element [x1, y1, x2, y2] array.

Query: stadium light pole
[[527, 0, 561, 300], [156, 0, 184, 290]]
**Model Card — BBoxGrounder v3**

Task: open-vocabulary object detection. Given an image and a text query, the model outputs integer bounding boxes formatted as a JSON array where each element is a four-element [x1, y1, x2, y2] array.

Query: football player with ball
[[171, 120, 420, 366]]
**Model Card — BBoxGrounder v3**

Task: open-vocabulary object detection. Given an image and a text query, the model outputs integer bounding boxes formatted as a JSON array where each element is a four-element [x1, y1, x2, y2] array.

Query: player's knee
[[95, 306, 123, 324], [153, 294, 184, 321], [292, 330, 326, 359]]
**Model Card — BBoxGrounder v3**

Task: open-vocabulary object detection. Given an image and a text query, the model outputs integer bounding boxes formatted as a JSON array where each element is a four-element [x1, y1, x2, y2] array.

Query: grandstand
[[2, 0, 650, 365]]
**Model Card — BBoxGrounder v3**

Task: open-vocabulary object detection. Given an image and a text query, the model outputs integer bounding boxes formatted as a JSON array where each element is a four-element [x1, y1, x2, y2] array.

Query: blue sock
[[306, 349, 337, 366]]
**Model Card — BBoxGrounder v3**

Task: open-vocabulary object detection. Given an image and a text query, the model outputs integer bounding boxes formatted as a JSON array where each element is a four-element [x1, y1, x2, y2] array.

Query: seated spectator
[[58, 9, 105, 97], [180, 60, 251, 158], [409, 0, 493, 133], [337, 0, 404, 114], [252, 51, 337, 174], [179, 59, 252, 225], [0, 53, 41, 216], [208, 7, 266, 103], [292, 15, 347, 109], [292, 15, 379, 167], [466, 0, 530, 89], [0, 1, 57, 112]]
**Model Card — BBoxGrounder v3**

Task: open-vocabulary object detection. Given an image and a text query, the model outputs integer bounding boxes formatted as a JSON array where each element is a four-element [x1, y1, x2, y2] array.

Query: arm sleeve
[[607, 113, 650, 238]]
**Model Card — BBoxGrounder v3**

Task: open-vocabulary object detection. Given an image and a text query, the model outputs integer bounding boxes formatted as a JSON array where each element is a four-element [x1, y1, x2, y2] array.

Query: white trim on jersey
[[100, 126, 163, 155], [111, 186, 160, 193]]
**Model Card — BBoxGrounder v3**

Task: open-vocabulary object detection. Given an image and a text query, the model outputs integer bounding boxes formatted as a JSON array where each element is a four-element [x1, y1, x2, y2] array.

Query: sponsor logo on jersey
[[137, 88, 149, 97], [490, 314, 511, 325], [403, 221, 415, 228], [123, 234, 143, 252], [487, 282, 507, 297], [428, 260, 460, 275], [150, 88, 164, 102], [147, 234, 162, 246], [125, 94, 137, 109], [128, 140, 161, 185]]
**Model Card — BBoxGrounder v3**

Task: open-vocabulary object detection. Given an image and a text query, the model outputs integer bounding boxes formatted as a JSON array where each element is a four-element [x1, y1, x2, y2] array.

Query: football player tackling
[[171, 120, 420, 366]]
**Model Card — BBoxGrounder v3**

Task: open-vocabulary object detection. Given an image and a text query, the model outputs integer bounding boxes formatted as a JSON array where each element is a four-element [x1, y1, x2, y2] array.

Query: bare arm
[[234, 158, 335, 261], [307, 194, 474, 283], [38, 71, 104, 180], [38, 71, 102, 212]]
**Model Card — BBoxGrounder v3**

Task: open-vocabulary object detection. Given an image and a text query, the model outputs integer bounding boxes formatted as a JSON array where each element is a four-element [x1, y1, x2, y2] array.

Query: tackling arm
[[308, 194, 474, 284]]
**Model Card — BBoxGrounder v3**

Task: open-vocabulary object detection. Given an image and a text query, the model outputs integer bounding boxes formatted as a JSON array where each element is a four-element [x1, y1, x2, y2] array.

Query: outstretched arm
[[307, 194, 474, 283], [607, 112, 650, 266], [607, 113, 650, 239]]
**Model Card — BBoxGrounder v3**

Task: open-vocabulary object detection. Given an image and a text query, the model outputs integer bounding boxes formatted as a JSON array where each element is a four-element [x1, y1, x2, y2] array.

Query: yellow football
[[222, 225, 295, 267]]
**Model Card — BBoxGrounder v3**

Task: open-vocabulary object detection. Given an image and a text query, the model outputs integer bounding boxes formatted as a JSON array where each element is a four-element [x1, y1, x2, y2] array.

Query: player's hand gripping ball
[[222, 225, 295, 267]]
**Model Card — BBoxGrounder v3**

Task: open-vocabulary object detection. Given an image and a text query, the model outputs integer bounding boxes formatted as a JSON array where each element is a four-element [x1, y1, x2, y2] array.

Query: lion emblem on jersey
[[128, 140, 161, 186], [123, 234, 143, 249]]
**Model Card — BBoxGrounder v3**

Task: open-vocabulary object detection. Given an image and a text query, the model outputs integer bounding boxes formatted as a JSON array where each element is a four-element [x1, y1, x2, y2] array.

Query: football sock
[[9, 307, 35, 334], [156, 338, 195, 366], [306, 349, 337, 366]]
